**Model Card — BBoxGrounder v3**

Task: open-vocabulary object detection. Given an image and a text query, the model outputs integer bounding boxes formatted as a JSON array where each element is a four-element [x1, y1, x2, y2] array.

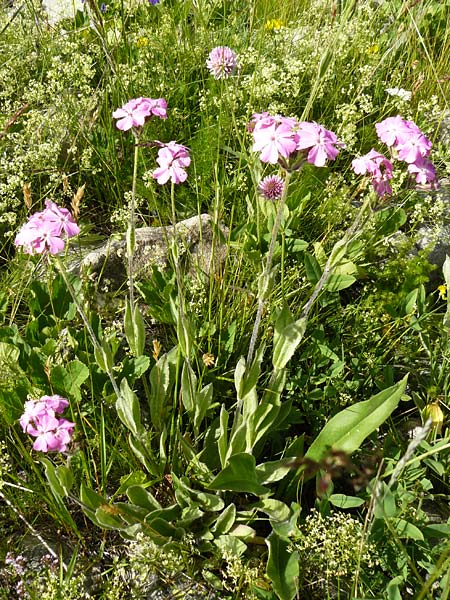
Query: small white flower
[[385, 87, 412, 101]]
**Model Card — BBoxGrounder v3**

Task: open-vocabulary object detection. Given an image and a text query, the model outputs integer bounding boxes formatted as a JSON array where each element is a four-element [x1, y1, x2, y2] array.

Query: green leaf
[[256, 459, 293, 485], [194, 383, 214, 434], [95, 506, 125, 530], [116, 378, 143, 438], [94, 337, 114, 373], [50, 360, 89, 401], [266, 532, 299, 600], [214, 535, 247, 557], [212, 503, 236, 535], [208, 453, 270, 496], [329, 494, 364, 509], [272, 305, 307, 370], [255, 499, 290, 522], [127, 485, 162, 511], [324, 273, 356, 292], [396, 519, 424, 540], [304, 252, 322, 284], [218, 405, 229, 469], [305, 376, 408, 462], [124, 299, 146, 357], [149, 346, 178, 431], [40, 458, 72, 498], [181, 360, 197, 414]]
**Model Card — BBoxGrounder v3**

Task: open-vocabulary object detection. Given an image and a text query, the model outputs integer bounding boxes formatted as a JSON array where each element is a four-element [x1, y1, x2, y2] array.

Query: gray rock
[[74, 214, 228, 290]]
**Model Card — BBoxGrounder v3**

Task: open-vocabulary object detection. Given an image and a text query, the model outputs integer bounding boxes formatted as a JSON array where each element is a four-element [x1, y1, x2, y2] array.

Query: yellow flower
[[265, 19, 284, 31], [422, 402, 445, 434], [367, 44, 379, 55], [136, 36, 150, 48], [438, 284, 447, 300]]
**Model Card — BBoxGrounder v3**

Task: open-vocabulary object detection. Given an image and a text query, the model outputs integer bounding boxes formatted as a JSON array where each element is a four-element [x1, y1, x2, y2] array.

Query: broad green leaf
[[116, 378, 143, 438], [271, 502, 301, 539], [194, 382, 214, 434], [181, 360, 197, 414], [304, 252, 322, 284], [329, 494, 364, 509], [149, 345, 178, 431], [50, 360, 89, 401], [209, 453, 270, 496], [256, 459, 293, 485], [229, 524, 256, 539], [396, 519, 424, 540], [212, 503, 236, 535], [266, 532, 299, 600], [80, 483, 106, 511], [127, 485, 162, 511], [374, 484, 398, 519], [218, 405, 229, 468], [255, 499, 290, 522], [305, 376, 408, 462], [124, 299, 146, 357], [272, 317, 307, 369], [324, 273, 356, 292], [95, 506, 125, 530], [214, 535, 247, 557]]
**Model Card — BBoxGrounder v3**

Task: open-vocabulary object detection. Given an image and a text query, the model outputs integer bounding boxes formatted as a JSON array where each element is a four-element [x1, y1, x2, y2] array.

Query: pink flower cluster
[[249, 113, 343, 170], [20, 395, 75, 452], [153, 141, 191, 184], [352, 149, 394, 197], [14, 200, 80, 255], [112, 97, 167, 131], [352, 116, 437, 196]]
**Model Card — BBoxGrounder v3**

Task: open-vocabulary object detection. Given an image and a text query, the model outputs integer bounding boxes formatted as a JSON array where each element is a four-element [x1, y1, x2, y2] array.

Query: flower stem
[[247, 171, 292, 365], [54, 257, 121, 400], [127, 138, 140, 308]]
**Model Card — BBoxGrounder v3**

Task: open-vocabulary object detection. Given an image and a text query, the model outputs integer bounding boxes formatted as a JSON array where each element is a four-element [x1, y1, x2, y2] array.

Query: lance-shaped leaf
[[305, 376, 408, 462]]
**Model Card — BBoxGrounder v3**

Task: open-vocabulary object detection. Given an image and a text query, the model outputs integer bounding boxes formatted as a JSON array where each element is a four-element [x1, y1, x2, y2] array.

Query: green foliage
[[1, 0, 450, 599]]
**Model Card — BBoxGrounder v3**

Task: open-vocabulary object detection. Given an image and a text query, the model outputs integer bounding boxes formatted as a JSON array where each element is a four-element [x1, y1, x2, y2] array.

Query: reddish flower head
[[258, 175, 284, 200]]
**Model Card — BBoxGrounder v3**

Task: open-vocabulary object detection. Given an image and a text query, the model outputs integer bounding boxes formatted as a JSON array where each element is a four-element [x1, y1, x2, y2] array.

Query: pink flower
[[20, 395, 75, 453], [351, 149, 393, 197], [153, 141, 191, 184], [112, 97, 167, 131], [14, 202, 79, 255], [20, 399, 49, 433], [251, 117, 298, 164], [206, 46, 237, 79], [407, 157, 437, 185], [258, 175, 284, 200], [42, 200, 80, 238], [395, 129, 432, 163], [147, 97, 168, 119], [296, 122, 343, 167], [375, 115, 414, 147], [375, 116, 432, 163], [40, 394, 70, 414], [31, 416, 75, 453]]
